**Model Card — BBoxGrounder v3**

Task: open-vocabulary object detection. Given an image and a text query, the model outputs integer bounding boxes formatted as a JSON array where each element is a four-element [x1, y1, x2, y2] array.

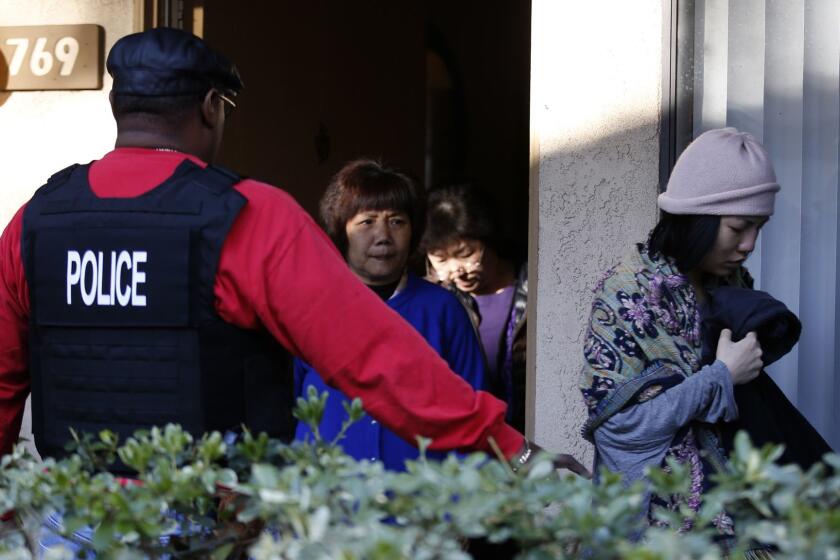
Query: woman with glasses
[[422, 184, 528, 432], [294, 160, 487, 471]]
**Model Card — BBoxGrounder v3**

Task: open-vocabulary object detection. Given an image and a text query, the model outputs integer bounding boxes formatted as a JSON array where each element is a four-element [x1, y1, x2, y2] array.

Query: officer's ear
[[200, 89, 221, 128]]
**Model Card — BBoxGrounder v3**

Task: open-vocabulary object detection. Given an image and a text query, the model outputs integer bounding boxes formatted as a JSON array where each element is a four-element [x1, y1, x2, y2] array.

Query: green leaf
[[251, 464, 280, 488], [526, 459, 553, 480], [211, 542, 235, 560], [92, 520, 116, 550]]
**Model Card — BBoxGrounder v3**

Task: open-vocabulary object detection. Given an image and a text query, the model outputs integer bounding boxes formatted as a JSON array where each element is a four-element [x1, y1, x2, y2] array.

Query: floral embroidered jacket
[[579, 242, 749, 526]]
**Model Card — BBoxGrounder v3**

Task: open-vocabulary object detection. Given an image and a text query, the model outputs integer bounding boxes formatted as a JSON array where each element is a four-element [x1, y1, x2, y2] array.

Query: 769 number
[[5, 36, 80, 77]]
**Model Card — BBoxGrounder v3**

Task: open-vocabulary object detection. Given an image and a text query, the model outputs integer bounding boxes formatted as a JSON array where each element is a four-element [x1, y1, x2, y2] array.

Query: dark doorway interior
[[197, 1, 531, 247]]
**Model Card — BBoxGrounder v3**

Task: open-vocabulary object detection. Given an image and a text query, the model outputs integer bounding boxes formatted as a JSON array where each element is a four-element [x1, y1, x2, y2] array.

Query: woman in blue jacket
[[295, 159, 487, 471]]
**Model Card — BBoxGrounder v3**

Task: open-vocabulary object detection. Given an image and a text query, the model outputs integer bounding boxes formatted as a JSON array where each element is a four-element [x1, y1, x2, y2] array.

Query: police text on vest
[[66, 250, 147, 307]]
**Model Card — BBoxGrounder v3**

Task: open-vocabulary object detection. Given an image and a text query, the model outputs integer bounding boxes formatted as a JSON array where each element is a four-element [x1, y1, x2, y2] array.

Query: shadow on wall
[[527, 117, 662, 461]]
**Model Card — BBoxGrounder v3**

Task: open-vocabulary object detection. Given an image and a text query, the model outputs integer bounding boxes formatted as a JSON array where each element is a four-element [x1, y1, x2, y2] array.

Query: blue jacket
[[295, 273, 487, 470], [701, 286, 831, 468]]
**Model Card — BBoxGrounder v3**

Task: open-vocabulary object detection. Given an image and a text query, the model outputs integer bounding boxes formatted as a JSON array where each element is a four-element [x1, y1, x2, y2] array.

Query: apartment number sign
[[0, 24, 103, 91]]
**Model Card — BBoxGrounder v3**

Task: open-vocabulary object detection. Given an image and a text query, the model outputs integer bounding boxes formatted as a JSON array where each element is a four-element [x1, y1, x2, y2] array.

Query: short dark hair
[[319, 159, 424, 256], [111, 92, 203, 123], [421, 183, 500, 254], [648, 211, 721, 272]]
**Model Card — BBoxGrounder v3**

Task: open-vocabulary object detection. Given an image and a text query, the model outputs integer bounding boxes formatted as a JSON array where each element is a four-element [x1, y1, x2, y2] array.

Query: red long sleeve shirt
[[0, 148, 523, 459]]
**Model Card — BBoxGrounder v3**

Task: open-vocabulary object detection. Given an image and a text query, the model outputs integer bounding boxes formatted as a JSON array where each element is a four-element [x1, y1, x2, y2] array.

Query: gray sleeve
[[593, 360, 737, 484]]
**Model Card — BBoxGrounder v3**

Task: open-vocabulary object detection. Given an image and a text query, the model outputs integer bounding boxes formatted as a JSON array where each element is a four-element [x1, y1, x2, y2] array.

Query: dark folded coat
[[701, 286, 832, 469]]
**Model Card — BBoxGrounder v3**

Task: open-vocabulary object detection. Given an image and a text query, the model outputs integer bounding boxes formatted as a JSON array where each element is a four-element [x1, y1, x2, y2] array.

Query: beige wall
[[1, 0, 137, 455], [0, 0, 136, 227], [528, 1, 664, 464]]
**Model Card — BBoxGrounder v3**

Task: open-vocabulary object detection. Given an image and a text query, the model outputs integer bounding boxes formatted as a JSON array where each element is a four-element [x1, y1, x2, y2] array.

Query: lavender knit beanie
[[658, 127, 780, 216]]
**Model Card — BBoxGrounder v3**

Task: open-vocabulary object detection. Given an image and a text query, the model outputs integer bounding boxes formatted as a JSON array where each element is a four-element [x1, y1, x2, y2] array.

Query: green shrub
[[1, 387, 837, 559]]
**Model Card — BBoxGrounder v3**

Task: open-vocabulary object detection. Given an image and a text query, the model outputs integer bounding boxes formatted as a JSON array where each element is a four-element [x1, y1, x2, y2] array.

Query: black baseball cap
[[106, 27, 243, 97]]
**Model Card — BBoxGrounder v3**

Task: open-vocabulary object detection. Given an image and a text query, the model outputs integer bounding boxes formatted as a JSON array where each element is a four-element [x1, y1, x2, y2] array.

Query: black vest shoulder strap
[[35, 163, 87, 197], [201, 164, 241, 192], [47, 163, 82, 186]]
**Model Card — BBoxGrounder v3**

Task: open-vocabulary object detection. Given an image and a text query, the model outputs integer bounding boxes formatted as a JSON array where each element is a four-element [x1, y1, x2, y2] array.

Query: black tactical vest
[[21, 161, 294, 462]]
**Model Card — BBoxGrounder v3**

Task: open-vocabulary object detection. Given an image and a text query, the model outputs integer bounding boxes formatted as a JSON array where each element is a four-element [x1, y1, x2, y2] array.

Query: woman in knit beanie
[[578, 128, 779, 542]]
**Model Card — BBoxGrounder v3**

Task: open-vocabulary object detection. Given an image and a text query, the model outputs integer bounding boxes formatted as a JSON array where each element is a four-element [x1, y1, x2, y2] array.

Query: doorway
[[169, 0, 531, 245]]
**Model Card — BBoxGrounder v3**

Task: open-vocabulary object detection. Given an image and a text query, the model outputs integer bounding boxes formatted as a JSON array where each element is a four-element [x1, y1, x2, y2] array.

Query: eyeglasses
[[214, 90, 237, 117], [428, 246, 484, 282]]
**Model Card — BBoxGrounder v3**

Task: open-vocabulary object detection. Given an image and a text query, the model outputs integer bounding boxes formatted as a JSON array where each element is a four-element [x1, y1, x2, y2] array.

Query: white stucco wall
[[528, 1, 664, 464], [1, 0, 136, 455], [0, 0, 136, 227]]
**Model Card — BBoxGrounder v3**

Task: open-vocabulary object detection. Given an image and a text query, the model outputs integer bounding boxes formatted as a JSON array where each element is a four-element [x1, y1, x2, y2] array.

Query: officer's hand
[[513, 439, 591, 479]]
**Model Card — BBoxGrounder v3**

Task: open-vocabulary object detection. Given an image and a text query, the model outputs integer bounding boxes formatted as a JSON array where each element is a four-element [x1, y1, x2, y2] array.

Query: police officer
[[0, 28, 587, 477]]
